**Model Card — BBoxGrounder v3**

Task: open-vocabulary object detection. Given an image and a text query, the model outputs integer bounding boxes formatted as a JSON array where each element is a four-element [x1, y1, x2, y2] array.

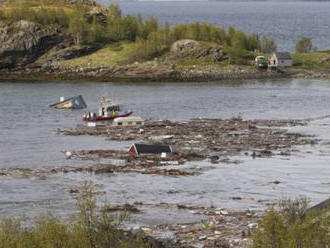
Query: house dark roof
[[275, 52, 292, 60], [131, 144, 172, 154]]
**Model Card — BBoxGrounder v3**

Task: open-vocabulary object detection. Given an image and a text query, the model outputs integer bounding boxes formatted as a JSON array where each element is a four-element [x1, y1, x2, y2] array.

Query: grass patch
[[174, 56, 253, 70], [2, 0, 92, 11], [175, 56, 224, 70], [292, 51, 330, 69], [59, 42, 137, 67]]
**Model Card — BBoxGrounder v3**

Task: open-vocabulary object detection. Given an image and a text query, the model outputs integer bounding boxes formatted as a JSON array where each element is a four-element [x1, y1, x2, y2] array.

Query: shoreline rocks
[[0, 64, 289, 82], [2, 60, 330, 82]]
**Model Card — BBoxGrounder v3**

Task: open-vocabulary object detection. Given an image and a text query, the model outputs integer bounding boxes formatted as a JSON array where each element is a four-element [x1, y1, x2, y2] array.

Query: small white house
[[113, 116, 144, 127], [270, 52, 293, 67]]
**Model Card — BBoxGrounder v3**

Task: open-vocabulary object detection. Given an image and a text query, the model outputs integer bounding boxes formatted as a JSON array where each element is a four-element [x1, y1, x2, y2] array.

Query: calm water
[[115, 1, 330, 52], [1, 79, 330, 223]]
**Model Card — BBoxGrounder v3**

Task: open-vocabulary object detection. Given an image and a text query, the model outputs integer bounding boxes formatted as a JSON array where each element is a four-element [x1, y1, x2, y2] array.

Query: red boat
[[82, 93, 133, 122], [83, 111, 133, 122]]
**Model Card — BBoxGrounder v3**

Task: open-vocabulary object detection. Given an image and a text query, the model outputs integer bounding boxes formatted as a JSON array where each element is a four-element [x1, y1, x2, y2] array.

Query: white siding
[[271, 53, 292, 67]]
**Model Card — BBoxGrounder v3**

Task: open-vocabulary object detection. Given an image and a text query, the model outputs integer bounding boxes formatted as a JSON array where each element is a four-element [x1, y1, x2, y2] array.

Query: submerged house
[[270, 52, 293, 67], [129, 143, 172, 155]]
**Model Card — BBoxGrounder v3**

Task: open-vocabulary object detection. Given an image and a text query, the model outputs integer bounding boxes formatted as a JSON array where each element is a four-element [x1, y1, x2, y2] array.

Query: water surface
[[1, 79, 330, 223], [116, 1, 330, 51]]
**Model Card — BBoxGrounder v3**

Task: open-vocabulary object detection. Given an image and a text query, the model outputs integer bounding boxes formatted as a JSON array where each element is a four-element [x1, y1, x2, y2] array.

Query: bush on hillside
[[0, 182, 150, 248], [251, 197, 330, 248], [296, 37, 313, 53]]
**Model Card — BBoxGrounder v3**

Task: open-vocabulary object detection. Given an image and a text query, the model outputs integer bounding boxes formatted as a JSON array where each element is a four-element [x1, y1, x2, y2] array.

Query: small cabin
[[129, 143, 172, 155], [113, 116, 144, 126], [270, 52, 292, 67]]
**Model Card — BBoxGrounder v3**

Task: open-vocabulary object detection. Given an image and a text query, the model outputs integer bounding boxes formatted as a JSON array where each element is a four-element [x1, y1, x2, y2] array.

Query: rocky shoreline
[[1, 62, 330, 83]]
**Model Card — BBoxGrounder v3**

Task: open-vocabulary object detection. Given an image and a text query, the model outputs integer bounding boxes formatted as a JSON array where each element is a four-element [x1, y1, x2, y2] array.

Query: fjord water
[[118, 1, 330, 52], [1, 79, 330, 222]]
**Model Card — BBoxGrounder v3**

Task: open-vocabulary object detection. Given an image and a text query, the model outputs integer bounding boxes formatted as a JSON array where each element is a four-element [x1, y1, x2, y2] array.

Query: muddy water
[[0, 79, 330, 223]]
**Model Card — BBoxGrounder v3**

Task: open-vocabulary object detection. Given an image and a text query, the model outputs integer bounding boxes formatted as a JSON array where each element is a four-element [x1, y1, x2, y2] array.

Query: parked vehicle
[[255, 56, 268, 69]]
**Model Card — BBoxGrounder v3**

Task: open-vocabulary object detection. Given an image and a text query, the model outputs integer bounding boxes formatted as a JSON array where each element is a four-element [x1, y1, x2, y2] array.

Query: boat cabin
[[98, 93, 121, 117]]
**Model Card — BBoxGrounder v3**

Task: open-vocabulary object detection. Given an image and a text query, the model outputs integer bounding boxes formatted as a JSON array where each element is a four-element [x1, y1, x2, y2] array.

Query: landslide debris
[[59, 118, 314, 158], [54, 118, 316, 176]]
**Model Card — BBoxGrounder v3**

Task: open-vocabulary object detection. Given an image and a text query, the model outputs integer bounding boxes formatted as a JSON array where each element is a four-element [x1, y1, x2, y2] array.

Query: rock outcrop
[[0, 20, 65, 69], [170, 39, 226, 62]]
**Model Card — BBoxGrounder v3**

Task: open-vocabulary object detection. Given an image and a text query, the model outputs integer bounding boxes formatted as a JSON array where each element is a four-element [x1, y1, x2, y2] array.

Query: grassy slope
[[59, 41, 256, 70], [2, 0, 91, 9], [0, 0, 97, 17], [59, 42, 138, 67], [292, 51, 330, 70]]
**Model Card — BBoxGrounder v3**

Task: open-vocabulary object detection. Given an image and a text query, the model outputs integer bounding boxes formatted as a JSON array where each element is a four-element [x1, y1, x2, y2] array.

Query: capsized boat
[[49, 95, 87, 109], [82, 93, 133, 122]]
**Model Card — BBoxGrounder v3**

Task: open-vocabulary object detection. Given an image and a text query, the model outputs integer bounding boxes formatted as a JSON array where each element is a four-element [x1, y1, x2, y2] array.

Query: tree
[[170, 24, 186, 41], [209, 26, 226, 44], [247, 33, 260, 52], [231, 30, 248, 50], [296, 37, 313, 53], [186, 22, 201, 41], [85, 17, 106, 44], [107, 3, 122, 23], [260, 36, 277, 53], [68, 8, 89, 45], [138, 17, 158, 39], [226, 26, 236, 46], [121, 15, 139, 41], [161, 22, 171, 45]]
